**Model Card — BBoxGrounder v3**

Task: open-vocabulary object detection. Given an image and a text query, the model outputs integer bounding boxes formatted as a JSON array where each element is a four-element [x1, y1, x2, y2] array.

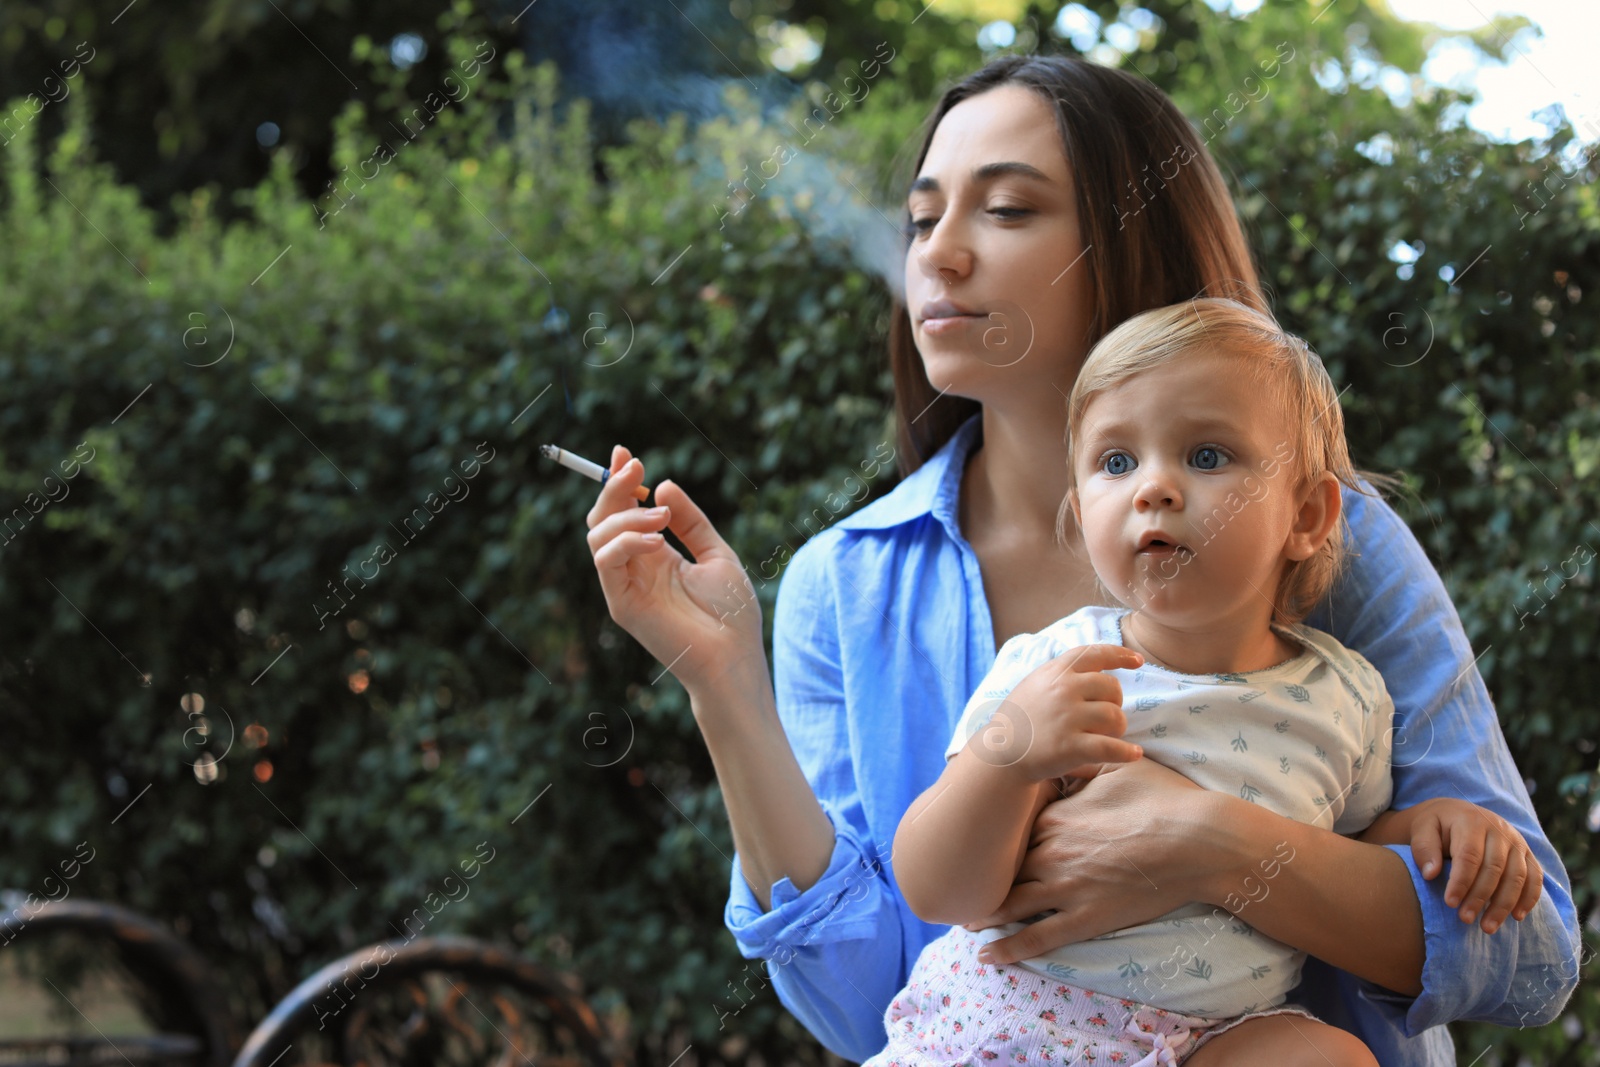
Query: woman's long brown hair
[[889, 54, 1266, 476]]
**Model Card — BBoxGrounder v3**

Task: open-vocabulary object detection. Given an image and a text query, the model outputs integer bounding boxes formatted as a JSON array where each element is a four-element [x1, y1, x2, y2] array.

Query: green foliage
[[1, 5, 1598, 1066], [0, 41, 890, 1067]]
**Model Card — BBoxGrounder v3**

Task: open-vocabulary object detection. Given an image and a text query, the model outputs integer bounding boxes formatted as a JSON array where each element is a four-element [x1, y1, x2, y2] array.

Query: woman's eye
[[1102, 452, 1135, 476], [1192, 447, 1229, 470], [902, 207, 1029, 239]]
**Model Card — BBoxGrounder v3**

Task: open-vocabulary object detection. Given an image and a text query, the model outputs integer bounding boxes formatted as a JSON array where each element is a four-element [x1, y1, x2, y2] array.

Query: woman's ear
[[1284, 473, 1341, 562]]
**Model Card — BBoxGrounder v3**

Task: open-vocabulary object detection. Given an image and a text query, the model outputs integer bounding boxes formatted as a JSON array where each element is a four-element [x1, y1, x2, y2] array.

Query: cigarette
[[540, 444, 651, 502]]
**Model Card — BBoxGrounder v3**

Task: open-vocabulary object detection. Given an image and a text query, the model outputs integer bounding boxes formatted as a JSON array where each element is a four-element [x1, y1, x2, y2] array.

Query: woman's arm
[[587, 449, 908, 1062], [1306, 482, 1581, 1028], [696, 655, 837, 908], [1198, 789, 1426, 994], [894, 752, 1055, 924], [960, 758, 1428, 994]]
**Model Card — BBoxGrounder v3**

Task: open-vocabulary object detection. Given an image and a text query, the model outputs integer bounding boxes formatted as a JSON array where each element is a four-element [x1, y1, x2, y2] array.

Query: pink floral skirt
[[862, 926, 1318, 1066]]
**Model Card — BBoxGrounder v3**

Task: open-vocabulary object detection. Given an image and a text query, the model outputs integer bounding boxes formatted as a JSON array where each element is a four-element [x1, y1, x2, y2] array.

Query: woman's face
[[904, 84, 1095, 410]]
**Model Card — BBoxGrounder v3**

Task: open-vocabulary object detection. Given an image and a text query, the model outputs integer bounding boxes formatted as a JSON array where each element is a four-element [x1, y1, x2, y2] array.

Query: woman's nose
[[915, 217, 972, 283]]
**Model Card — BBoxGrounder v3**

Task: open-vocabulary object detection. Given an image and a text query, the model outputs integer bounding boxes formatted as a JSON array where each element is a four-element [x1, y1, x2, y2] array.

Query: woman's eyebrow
[[908, 160, 1055, 197]]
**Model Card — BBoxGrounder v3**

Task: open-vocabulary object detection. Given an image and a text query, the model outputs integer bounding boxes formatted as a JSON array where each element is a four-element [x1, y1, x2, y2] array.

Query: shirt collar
[[835, 414, 982, 535]]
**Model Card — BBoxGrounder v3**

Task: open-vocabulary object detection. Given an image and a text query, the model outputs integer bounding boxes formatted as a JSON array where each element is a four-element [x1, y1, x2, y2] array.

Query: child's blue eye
[[1103, 452, 1135, 476], [1193, 447, 1226, 470]]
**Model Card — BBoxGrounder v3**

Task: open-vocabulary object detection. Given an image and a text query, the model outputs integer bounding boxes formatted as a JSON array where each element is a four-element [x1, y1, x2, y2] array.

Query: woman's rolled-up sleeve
[[722, 535, 904, 1063], [1316, 482, 1582, 1035]]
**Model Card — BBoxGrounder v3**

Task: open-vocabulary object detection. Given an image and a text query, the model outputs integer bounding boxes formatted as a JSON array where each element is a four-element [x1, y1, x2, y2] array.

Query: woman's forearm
[[689, 654, 836, 911], [1200, 794, 1425, 995]]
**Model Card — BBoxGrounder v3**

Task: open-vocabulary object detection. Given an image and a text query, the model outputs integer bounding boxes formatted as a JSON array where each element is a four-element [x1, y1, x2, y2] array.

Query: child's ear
[[1284, 473, 1341, 562]]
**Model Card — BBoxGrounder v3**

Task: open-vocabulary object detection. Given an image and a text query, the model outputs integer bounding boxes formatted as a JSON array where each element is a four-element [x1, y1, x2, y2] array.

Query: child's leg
[[1184, 1014, 1377, 1067]]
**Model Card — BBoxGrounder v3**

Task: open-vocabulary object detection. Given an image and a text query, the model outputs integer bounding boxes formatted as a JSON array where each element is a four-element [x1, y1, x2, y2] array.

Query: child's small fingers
[[1458, 831, 1511, 925], [1441, 830, 1483, 910], [1411, 818, 1444, 881], [1479, 849, 1528, 934], [1078, 735, 1143, 767], [1512, 858, 1544, 921]]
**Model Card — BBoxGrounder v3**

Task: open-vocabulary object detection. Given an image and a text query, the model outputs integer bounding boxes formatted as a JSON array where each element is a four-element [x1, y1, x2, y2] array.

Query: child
[[869, 299, 1544, 1066]]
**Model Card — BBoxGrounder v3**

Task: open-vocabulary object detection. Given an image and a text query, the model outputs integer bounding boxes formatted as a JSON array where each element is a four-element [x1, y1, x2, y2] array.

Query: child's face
[[1069, 351, 1313, 630]]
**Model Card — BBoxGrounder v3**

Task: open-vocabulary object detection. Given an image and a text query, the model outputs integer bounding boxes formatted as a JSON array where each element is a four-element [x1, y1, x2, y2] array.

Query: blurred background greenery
[[0, 0, 1596, 1064]]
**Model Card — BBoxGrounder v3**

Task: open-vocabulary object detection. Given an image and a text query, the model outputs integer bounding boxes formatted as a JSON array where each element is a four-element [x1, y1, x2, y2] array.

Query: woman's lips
[[921, 314, 985, 334]]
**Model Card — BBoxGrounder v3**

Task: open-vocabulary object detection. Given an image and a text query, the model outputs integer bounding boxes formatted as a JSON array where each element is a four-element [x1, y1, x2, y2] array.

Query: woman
[[584, 55, 1579, 1064]]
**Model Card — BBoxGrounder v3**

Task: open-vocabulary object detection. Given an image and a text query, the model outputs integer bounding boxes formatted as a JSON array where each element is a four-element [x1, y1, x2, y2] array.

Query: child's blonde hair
[[1059, 298, 1404, 626]]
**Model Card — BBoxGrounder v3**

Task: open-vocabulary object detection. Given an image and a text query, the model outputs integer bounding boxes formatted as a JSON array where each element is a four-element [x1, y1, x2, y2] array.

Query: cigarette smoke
[[515, 0, 909, 303]]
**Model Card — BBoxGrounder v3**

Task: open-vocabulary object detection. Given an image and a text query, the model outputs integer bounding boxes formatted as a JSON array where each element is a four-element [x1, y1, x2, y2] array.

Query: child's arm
[[1360, 797, 1544, 933], [893, 639, 1144, 925], [894, 755, 1060, 925]]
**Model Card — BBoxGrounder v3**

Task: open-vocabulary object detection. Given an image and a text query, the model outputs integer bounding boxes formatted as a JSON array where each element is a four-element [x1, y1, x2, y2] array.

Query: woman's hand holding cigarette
[[585, 445, 764, 693]]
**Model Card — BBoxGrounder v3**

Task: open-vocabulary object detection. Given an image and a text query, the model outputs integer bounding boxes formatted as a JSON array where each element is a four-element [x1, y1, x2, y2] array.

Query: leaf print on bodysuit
[[1313, 745, 1328, 763], [1285, 683, 1311, 703], [1150, 724, 1168, 737], [1274, 719, 1290, 733], [1239, 689, 1265, 703], [1278, 756, 1291, 774], [1250, 964, 1273, 979], [1135, 696, 1162, 712], [1118, 957, 1145, 978], [1183, 751, 1209, 764], [1184, 958, 1214, 981], [1189, 704, 1209, 715], [1231, 731, 1248, 752], [1215, 673, 1247, 683], [1239, 782, 1263, 802]]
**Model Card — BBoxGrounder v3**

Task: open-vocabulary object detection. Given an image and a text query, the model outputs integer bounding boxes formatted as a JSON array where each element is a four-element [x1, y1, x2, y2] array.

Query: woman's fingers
[[1457, 828, 1511, 925], [585, 447, 642, 530], [975, 909, 1081, 966], [586, 504, 670, 554], [962, 879, 1054, 931], [654, 477, 736, 563], [1479, 846, 1528, 934], [592, 527, 673, 601]]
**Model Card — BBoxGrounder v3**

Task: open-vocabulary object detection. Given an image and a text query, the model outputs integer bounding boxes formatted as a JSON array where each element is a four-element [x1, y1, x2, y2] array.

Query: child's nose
[[1133, 471, 1182, 510]]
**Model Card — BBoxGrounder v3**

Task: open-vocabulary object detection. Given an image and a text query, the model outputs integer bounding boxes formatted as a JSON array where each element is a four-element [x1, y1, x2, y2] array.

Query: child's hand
[[1408, 798, 1544, 934], [973, 644, 1145, 783]]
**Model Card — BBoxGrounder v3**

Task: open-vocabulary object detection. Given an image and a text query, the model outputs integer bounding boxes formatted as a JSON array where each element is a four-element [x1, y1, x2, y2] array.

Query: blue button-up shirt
[[724, 414, 1579, 1065]]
